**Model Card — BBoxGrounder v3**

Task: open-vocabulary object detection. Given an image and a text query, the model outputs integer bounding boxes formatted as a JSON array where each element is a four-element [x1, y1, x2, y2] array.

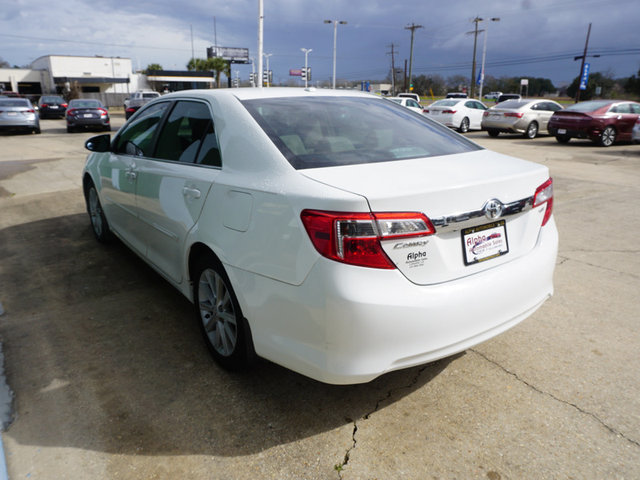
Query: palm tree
[[187, 57, 230, 88]]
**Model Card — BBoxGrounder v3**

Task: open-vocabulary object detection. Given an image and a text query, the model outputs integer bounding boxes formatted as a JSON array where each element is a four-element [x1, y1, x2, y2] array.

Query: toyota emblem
[[484, 199, 504, 220]]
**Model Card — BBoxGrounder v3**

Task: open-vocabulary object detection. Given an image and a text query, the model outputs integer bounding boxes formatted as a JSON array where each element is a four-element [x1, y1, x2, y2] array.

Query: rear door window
[[154, 100, 221, 166]]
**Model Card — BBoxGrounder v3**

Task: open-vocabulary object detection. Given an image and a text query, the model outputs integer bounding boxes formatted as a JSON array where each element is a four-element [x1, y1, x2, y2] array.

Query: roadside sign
[[580, 63, 590, 90]]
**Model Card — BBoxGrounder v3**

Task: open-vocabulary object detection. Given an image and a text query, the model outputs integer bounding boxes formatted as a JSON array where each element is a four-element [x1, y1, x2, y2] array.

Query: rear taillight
[[533, 178, 553, 226], [423, 109, 429, 113], [61, 103, 68, 108], [504, 112, 524, 118], [442, 109, 457, 114], [67, 108, 76, 116], [98, 108, 108, 116], [301, 210, 435, 269], [126, 107, 136, 113], [41, 103, 48, 108], [483, 111, 490, 117]]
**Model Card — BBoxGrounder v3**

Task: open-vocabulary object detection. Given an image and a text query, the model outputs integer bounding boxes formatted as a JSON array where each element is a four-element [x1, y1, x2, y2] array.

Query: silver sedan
[[0, 98, 40, 134], [481, 99, 563, 139]]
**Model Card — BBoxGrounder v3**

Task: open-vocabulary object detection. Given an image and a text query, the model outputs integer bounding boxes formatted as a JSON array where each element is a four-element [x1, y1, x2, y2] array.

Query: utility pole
[[405, 23, 423, 93], [387, 43, 397, 95], [257, 0, 263, 88], [575, 23, 592, 103], [469, 16, 483, 98]]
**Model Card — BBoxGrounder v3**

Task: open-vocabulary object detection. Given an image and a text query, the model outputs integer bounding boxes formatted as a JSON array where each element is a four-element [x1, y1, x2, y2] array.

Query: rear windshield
[[41, 96, 63, 103], [69, 100, 102, 108], [0, 99, 29, 107], [431, 100, 459, 107], [143, 93, 159, 99], [497, 100, 528, 109], [565, 100, 613, 113], [242, 96, 481, 170]]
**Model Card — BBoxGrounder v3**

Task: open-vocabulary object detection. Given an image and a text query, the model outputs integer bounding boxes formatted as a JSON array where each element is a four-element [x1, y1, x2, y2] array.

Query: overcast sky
[[1, 0, 639, 87]]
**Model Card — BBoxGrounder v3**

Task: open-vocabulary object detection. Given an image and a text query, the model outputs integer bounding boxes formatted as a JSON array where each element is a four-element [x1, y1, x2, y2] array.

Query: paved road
[[0, 116, 639, 479]]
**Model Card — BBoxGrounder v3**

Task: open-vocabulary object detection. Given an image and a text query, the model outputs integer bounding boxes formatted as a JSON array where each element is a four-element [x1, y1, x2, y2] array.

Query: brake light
[[504, 112, 524, 118], [483, 111, 490, 117], [98, 108, 108, 116], [41, 103, 48, 108], [301, 210, 435, 269], [126, 107, 136, 113], [423, 109, 429, 113], [61, 103, 68, 108], [533, 178, 553, 226], [67, 108, 76, 116], [442, 109, 457, 114]]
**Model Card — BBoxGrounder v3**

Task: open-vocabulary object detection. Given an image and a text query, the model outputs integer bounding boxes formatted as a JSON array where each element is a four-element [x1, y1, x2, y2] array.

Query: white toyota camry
[[82, 88, 558, 384]]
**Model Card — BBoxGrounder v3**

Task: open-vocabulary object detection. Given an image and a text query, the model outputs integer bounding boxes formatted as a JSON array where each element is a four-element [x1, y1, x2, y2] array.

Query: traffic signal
[[301, 68, 306, 81], [306, 67, 311, 81]]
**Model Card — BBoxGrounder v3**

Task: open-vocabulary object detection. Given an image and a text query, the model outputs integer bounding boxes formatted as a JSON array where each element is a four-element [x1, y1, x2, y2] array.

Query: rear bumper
[[481, 118, 526, 133], [548, 125, 598, 140], [230, 217, 558, 384]]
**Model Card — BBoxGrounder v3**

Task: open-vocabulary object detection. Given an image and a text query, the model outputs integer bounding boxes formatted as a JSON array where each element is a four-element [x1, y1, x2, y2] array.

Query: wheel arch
[[188, 241, 257, 364]]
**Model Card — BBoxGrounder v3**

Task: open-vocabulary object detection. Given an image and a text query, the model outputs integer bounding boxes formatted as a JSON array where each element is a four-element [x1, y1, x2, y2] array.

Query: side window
[[155, 101, 214, 164], [631, 104, 640, 114], [114, 102, 169, 156]]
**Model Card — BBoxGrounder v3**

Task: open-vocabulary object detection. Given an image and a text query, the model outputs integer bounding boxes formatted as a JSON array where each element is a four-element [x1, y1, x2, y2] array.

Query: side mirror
[[85, 134, 111, 153]]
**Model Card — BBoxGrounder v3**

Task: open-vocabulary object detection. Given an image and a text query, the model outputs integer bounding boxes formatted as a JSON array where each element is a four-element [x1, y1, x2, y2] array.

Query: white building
[[31, 55, 134, 94]]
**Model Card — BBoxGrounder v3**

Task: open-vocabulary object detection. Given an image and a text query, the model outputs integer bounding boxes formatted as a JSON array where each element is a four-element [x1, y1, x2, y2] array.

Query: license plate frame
[[462, 220, 509, 266], [557, 128, 567, 134]]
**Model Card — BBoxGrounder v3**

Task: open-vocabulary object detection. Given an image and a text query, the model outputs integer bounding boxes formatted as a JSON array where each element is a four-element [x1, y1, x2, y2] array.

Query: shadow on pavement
[[0, 213, 453, 456]]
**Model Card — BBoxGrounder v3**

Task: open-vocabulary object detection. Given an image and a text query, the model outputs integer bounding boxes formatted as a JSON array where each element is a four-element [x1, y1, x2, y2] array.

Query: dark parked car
[[548, 100, 640, 146], [496, 94, 521, 103], [66, 99, 110, 133], [0, 97, 40, 134], [38, 95, 68, 118]]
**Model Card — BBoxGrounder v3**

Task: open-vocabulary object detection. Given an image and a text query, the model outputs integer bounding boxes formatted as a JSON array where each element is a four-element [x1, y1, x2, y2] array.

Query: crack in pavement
[[335, 364, 433, 479], [555, 254, 639, 280], [470, 349, 640, 449]]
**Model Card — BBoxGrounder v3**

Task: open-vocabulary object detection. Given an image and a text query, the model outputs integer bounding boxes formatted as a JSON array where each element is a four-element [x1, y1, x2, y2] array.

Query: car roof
[[154, 87, 381, 105]]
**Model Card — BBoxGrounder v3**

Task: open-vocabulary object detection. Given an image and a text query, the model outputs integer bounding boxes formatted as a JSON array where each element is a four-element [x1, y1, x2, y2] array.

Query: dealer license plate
[[462, 220, 509, 266], [557, 128, 566, 134]]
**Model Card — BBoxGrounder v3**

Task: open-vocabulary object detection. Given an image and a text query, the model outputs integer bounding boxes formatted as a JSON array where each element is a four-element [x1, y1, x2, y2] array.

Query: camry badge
[[484, 199, 504, 220]]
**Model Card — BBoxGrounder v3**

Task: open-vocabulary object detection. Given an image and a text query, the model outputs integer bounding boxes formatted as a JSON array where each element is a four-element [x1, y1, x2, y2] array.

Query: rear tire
[[193, 254, 254, 371], [599, 126, 616, 147], [67, 125, 74, 133], [524, 121, 538, 139], [487, 129, 500, 137], [555, 135, 571, 144], [458, 117, 470, 133]]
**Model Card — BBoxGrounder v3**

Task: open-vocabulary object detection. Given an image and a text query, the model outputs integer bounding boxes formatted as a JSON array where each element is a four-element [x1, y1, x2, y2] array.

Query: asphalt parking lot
[[1, 113, 639, 479]]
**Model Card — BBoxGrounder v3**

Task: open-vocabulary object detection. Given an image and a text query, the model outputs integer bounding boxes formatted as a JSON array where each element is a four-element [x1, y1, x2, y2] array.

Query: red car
[[548, 100, 640, 146]]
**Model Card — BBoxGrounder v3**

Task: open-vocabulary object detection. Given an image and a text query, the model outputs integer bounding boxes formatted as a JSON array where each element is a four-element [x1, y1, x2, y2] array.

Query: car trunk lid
[[301, 149, 551, 285]]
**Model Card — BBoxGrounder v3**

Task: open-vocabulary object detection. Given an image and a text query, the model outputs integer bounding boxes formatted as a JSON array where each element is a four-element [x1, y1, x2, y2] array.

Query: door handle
[[182, 186, 201, 199], [125, 170, 137, 180]]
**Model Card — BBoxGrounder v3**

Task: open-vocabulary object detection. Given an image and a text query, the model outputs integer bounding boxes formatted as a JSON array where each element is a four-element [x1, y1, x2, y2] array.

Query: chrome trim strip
[[432, 195, 534, 233]]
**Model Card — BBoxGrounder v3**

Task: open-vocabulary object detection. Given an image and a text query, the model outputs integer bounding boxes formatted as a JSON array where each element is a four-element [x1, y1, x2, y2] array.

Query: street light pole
[[301, 48, 312, 88], [324, 19, 347, 89], [257, 0, 263, 88], [478, 17, 500, 99]]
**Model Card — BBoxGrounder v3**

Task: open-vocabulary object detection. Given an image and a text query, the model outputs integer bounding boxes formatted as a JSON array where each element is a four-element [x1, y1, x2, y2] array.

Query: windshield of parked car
[[242, 96, 481, 169], [41, 96, 63, 103], [565, 100, 614, 113]]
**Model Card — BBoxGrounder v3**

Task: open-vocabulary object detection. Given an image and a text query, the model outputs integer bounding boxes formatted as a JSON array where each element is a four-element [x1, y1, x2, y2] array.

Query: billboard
[[206, 46, 250, 64]]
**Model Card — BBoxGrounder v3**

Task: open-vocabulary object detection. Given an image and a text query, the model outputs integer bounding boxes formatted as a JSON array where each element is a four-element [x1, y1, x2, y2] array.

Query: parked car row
[[392, 95, 640, 147]]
